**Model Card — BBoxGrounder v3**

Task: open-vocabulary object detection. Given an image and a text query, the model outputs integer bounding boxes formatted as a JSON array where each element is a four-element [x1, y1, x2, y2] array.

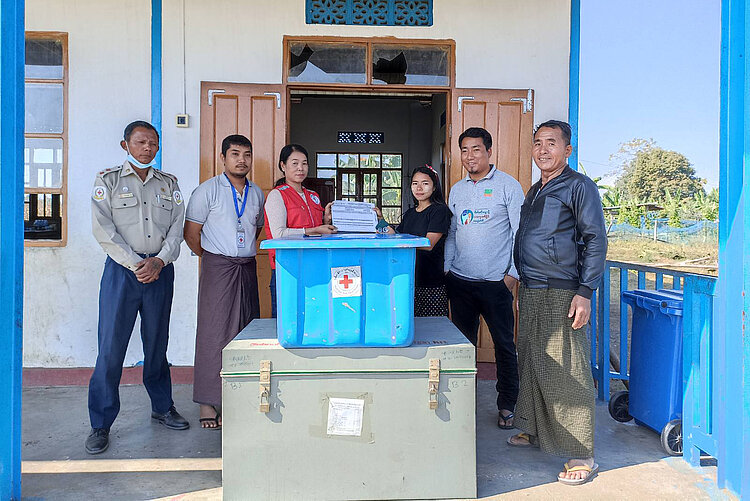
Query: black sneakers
[[85, 428, 110, 455], [151, 406, 190, 430]]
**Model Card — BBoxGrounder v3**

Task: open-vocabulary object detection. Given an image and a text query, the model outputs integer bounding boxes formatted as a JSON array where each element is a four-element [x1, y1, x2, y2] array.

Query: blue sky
[[578, 0, 720, 189]]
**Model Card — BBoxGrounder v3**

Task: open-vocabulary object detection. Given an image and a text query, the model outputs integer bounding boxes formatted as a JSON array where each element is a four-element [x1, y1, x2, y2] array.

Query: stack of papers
[[331, 200, 377, 233]]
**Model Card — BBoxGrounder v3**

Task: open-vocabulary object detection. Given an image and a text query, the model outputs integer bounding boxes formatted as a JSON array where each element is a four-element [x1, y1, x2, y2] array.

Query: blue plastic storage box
[[260, 233, 429, 348], [622, 289, 684, 434]]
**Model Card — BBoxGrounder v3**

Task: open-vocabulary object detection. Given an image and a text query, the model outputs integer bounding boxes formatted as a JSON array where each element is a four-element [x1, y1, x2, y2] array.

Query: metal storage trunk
[[221, 317, 477, 501], [260, 233, 429, 348]]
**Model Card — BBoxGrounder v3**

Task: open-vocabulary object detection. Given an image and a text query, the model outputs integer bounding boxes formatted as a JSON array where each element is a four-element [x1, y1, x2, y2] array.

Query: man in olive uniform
[[86, 121, 188, 455]]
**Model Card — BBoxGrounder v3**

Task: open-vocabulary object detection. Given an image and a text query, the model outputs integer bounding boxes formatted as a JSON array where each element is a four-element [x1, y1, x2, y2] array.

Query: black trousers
[[446, 272, 518, 412]]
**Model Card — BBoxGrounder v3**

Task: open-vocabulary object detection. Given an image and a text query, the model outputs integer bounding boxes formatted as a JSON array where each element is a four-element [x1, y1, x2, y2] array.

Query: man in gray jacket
[[508, 120, 607, 486], [444, 127, 525, 429]]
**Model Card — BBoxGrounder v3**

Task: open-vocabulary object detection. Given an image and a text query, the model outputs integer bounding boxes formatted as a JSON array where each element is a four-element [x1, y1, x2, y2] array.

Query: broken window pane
[[288, 42, 366, 84], [372, 45, 449, 86]]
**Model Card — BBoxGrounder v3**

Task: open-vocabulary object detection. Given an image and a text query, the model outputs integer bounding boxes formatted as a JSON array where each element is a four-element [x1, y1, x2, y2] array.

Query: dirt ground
[[607, 238, 718, 276]]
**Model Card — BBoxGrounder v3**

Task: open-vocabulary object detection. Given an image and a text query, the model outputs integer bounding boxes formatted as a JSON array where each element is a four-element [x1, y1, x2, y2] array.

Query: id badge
[[236, 229, 246, 248]]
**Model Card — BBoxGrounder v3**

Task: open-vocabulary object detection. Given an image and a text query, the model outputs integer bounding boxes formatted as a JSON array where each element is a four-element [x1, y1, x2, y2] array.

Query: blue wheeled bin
[[608, 289, 684, 455], [260, 233, 429, 348]]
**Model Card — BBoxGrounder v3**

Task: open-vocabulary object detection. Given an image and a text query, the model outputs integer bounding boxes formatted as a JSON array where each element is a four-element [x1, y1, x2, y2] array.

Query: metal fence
[[591, 261, 718, 463], [607, 220, 718, 244], [590, 260, 687, 401]]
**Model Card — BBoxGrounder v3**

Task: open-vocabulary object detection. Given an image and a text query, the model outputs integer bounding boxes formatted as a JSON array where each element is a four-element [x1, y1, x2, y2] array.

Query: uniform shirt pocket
[[151, 197, 173, 226], [111, 196, 140, 226]]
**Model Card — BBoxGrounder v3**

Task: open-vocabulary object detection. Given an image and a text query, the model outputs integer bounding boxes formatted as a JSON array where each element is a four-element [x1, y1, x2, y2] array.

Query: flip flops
[[506, 432, 536, 448], [497, 411, 515, 430], [557, 462, 599, 486], [199, 406, 222, 430]]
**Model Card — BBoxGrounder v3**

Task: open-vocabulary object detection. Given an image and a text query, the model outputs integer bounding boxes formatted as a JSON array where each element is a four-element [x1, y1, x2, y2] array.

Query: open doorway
[[289, 92, 448, 225]]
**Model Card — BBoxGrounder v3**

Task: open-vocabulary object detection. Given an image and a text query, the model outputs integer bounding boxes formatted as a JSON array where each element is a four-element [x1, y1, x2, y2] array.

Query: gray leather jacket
[[513, 166, 607, 299]]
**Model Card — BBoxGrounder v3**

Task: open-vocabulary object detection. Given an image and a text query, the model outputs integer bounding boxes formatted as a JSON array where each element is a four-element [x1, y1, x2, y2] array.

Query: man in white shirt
[[184, 134, 265, 428]]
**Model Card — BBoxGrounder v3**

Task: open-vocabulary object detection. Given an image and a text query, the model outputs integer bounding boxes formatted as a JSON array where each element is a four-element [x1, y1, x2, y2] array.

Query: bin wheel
[[661, 419, 682, 456], [608, 391, 632, 422]]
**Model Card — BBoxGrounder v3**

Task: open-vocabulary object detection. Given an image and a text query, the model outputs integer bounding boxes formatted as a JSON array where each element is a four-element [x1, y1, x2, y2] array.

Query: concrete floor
[[21, 381, 731, 500]]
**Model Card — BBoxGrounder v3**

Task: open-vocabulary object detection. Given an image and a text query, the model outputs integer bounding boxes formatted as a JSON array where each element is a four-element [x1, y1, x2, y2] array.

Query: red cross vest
[[264, 183, 324, 269]]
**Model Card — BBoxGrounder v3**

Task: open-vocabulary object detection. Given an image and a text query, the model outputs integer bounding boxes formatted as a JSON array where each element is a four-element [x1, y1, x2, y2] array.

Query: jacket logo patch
[[484, 189, 493, 197], [93, 186, 106, 202], [460, 210, 473, 225], [173, 191, 183, 205], [309, 193, 320, 205]]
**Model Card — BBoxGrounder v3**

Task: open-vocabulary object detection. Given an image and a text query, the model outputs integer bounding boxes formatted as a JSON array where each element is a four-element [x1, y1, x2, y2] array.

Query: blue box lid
[[622, 289, 683, 316], [261, 233, 430, 250]]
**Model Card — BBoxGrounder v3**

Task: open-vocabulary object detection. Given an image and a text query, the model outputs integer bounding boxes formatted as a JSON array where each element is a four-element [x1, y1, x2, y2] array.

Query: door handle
[[207, 89, 225, 106], [457, 96, 474, 112], [263, 92, 282, 109]]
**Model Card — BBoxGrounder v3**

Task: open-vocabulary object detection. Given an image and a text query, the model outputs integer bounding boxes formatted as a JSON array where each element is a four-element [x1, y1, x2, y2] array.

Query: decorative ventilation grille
[[338, 131, 385, 144], [307, 0, 432, 26]]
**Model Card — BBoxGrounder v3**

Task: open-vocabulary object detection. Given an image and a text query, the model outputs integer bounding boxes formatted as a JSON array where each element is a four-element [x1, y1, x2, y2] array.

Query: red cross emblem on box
[[331, 266, 362, 298]]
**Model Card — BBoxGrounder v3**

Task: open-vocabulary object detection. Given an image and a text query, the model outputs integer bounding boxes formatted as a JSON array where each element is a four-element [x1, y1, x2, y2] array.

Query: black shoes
[[86, 407, 187, 454], [151, 406, 190, 430], [85, 428, 110, 455]]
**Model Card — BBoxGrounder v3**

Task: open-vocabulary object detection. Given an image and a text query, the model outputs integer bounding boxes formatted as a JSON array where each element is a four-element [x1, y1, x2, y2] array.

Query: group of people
[[86, 118, 607, 486]]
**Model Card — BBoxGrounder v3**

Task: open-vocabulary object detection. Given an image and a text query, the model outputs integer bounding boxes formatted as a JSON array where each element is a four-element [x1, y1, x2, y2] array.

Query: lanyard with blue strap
[[225, 173, 249, 248]]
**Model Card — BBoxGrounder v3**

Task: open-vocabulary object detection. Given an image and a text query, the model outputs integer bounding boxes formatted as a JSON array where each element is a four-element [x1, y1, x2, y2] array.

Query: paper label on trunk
[[326, 397, 365, 436], [331, 266, 362, 298]]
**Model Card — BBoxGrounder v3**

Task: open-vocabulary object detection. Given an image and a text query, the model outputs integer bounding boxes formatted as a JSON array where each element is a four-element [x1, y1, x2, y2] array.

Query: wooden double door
[[200, 82, 534, 360]]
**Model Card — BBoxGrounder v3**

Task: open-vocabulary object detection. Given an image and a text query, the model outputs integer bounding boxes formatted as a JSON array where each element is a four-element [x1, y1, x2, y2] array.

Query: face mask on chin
[[125, 144, 156, 169]]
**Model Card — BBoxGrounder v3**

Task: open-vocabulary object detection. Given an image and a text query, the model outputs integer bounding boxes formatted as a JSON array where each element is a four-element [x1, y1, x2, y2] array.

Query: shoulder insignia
[[159, 170, 178, 183], [97, 166, 122, 178], [278, 185, 289, 191]]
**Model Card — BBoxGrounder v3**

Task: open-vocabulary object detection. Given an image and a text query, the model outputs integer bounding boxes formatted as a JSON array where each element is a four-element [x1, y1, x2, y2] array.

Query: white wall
[[24, 0, 571, 367]]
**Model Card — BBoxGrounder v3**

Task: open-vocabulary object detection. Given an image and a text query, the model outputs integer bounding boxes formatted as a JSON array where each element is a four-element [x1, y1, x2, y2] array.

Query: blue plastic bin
[[621, 289, 684, 434], [260, 233, 429, 348]]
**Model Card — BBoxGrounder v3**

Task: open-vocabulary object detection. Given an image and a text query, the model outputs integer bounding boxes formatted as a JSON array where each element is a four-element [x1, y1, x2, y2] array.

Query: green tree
[[614, 141, 705, 202], [609, 138, 657, 179], [692, 188, 719, 221], [617, 198, 647, 227], [662, 189, 683, 227]]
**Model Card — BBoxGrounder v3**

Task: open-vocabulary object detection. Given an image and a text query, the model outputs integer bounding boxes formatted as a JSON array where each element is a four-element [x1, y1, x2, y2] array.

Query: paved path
[[21, 382, 728, 500]]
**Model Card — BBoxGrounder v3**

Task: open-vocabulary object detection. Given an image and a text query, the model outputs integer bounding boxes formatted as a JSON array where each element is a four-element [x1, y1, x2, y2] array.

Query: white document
[[326, 397, 365, 436], [331, 200, 377, 233]]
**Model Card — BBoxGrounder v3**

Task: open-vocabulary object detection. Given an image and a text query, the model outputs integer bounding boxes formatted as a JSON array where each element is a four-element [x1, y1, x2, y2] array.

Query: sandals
[[497, 411, 515, 430], [557, 462, 599, 486], [199, 406, 222, 430], [506, 432, 537, 448]]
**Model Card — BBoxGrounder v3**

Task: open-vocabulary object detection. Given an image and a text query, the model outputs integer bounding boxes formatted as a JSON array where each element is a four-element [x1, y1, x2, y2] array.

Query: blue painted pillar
[[716, 0, 750, 497], [568, 0, 581, 171], [0, 0, 25, 499], [151, 0, 162, 169]]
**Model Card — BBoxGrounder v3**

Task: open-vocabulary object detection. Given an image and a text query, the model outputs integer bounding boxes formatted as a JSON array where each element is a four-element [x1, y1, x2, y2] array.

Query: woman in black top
[[375, 165, 452, 316]]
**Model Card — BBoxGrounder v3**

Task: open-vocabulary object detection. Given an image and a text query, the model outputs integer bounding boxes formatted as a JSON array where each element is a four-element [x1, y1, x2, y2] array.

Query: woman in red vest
[[264, 144, 337, 317]]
